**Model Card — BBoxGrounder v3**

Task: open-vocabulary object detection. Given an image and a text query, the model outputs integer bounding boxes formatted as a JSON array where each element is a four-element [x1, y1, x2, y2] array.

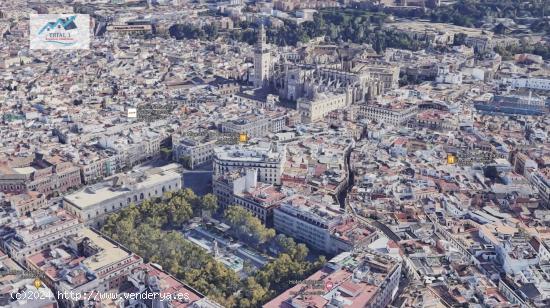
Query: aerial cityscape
[[1, 0, 550, 307]]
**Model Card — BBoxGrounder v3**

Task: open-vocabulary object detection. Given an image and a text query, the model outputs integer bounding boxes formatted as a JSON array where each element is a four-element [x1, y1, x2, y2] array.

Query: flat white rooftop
[[13, 167, 36, 174], [63, 169, 181, 210], [80, 228, 132, 271], [214, 144, 283, 162]]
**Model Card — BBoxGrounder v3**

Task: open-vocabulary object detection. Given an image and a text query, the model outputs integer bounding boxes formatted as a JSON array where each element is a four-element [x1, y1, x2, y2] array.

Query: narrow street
[[339, 141, 416, 305], [338, 147, 354, 208]]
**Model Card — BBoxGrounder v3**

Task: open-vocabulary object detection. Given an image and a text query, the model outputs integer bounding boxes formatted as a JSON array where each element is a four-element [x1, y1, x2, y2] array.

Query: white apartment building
[[496, 237, 539, 275], [436, 72, 463, 85], [272, 195, 374, 254], [213, 143, 285, 185], [213, 169, 286, 225], [25, 228, 143, 307], [274, 201, 334, 253], [464, 35, 493, 53], [503, 77, 550, 91], [0, 208, 83, 264], [529, 169, 550, 206], [98, 132, 162, 168], [172, 137, 217, 169], [220, 116, 271, 138], [359, 102, 418, 125], [80, 153, 122, 184], [63, 164, 182, 228], [270, 114, 286, 133]]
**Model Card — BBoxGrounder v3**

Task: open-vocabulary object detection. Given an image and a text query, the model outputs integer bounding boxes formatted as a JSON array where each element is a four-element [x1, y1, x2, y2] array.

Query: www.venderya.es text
[[11, 290, 189, 302]]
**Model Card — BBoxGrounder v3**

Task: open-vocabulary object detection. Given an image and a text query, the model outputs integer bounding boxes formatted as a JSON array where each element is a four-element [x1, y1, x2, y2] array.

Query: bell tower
[[254, 24, 271, 88]]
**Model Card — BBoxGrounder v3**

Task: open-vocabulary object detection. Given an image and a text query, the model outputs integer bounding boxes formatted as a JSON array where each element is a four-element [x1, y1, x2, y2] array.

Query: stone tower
[[254, 24, 271, 88]]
